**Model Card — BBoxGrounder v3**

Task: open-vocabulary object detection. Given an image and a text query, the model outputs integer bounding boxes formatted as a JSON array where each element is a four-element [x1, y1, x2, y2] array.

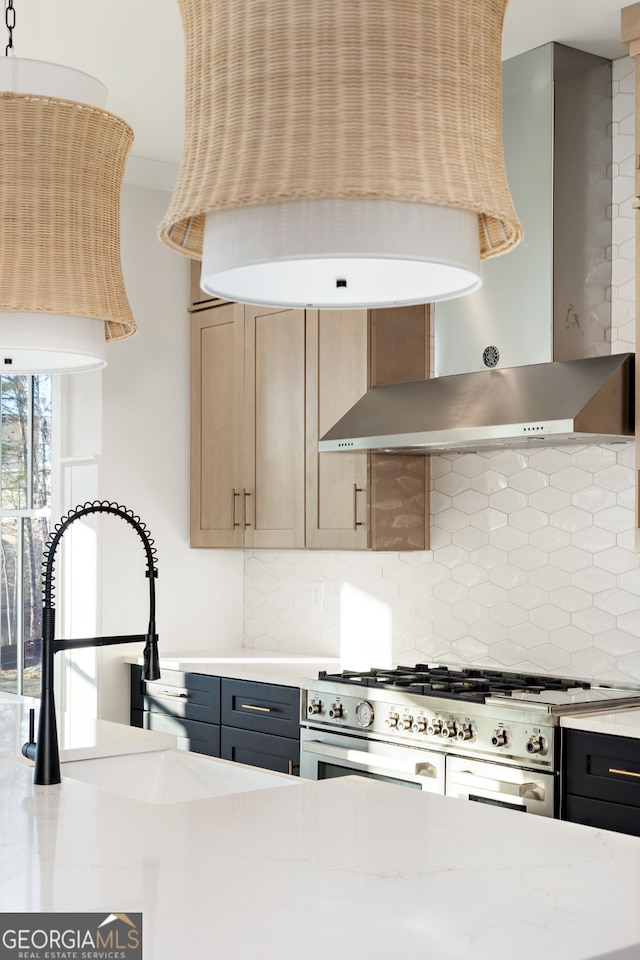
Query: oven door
[[446, 755, 555, 817], [300, 727, 445, 792]]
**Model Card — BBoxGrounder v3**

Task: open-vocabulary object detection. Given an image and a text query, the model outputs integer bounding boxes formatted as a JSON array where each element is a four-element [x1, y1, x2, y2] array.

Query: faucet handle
[[22, 707, 37, 761]]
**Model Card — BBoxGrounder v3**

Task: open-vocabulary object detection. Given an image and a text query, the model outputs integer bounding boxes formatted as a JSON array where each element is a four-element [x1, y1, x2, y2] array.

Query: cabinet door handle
[[609, 767, 640, 779], [287, 760, 293, 776], [242, 489, 251, 527], [240, 703, 272, 713], [153, 689, 189, 700], [353, 484, 364, 529], [232, 488, 240, 527]]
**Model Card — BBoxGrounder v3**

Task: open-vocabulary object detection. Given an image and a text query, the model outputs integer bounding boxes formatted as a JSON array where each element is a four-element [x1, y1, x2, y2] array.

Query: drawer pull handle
[[240, 703, 272, 713], [154, 690, 188, 699], [609, 767, 640, 779]]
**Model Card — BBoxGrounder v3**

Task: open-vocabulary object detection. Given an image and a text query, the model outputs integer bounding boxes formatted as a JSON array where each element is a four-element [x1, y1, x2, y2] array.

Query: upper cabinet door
[[243, 305, 306, 549], [305, 309, 370, 550], [191, 303, 245, 547]]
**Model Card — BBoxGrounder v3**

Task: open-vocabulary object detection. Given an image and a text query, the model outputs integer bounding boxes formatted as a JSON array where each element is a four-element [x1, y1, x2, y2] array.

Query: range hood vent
[[319, 354, 634, 455]]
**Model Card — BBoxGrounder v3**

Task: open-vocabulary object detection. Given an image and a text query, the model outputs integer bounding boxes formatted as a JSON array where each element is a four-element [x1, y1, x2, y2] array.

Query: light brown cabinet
[[189, 267, 430, 551]]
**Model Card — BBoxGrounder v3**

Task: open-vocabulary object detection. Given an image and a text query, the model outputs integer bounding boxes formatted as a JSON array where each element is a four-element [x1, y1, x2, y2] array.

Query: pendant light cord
[[5, 0, 15, 56]]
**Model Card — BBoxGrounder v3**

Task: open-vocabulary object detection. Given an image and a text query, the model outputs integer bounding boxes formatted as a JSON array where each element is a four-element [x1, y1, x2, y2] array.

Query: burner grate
[[317, 665, 591, 703]]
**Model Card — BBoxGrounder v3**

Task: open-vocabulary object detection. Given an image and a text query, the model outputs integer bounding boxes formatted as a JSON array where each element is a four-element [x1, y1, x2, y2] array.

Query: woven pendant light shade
[[0, 59, 136, 374], [160, 0, 522, 309]]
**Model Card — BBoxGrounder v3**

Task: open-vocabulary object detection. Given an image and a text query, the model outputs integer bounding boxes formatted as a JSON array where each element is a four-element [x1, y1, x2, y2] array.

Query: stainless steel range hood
[[320, 44, 636, 457], [318, 353, 634, 455]]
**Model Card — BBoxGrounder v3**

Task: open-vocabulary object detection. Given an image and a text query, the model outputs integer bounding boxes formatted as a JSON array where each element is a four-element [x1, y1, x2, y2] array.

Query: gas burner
[[317, 664, 591, 703]]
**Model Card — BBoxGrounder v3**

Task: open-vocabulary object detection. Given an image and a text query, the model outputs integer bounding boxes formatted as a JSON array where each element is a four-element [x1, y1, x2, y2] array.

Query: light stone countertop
[[124, 647, 341, 687], [2, 750, 640, 960], [560, 707, 640, 739]]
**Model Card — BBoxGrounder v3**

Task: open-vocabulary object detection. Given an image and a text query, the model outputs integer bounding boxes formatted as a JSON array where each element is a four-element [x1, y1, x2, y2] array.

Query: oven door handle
[[449, 769, 544, 800], [302, 740, 436, 777]]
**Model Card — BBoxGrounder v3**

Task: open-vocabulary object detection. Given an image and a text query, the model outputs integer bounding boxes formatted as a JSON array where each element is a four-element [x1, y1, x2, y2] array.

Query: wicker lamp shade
[[0, 59, 136, 374], [160, 0, 522, 309]]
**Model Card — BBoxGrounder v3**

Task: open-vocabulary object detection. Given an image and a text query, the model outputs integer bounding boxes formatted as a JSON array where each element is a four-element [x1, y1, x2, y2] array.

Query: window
[[0, 375, 52, 696]]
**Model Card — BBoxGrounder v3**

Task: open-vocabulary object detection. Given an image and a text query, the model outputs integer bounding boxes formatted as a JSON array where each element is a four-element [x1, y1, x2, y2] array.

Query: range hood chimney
[[320, 43, 634, 456]]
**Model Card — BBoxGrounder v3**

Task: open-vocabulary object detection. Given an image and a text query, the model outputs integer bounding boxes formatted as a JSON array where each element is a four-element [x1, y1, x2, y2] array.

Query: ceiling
[[9, 0, 635, 181]]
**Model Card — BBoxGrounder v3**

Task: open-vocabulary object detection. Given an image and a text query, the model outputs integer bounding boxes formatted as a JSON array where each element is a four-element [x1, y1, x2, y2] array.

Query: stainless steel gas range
[[300, 665, 640, 817]]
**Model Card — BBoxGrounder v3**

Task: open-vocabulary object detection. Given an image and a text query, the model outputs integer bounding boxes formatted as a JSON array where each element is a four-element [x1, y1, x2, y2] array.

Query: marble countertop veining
[[2, 754, 640, 960]]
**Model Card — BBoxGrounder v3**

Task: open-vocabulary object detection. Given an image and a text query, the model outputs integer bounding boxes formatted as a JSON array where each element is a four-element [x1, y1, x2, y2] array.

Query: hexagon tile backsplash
[[243, 58, 640, 686]]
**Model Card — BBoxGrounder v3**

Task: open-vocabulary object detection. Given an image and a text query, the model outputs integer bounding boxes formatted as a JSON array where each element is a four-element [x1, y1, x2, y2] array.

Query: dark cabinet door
[[144, 712, 221, 757], [221, 726, 299, 776], [221, 679, 299, 738], [563, 729, 640, 836]]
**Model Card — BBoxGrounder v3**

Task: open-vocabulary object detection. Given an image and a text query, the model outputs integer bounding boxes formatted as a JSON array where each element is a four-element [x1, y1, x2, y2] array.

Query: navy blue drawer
[[221, 726, 299, 775], [143, 712, 220, 757], [221, 679, 299, 739]]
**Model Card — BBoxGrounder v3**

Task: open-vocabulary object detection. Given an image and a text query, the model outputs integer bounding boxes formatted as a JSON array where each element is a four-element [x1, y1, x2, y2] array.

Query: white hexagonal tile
[[529, 487, 571, 513], [571, 647, 616, 676], [571, 567, 615, 594], [528, 449, 571, 474], [470, 619, 508, 643], [619, 568, 640, 593], [570, 446, 618, 471], [469, 507, 508, 533], [594, 588, 639, 616], [489, 564, 528, 590], [617, 610, 640, 638], [592, 629, 639, 658], [548, 586, 591, 613], [490, 526, 528, 551], [377, 560, 421, 585], [431, 490, 452, 514], [253, 573, 280, 595], [528, 526, 571, 552], [320, 560, 352, 582], [451, 599, 488, 624], [510, 506, 548, 533], [470, 470, 509, 496], [549, 506, 593, 533], [549, 625, 591, 653], [450, 454, 488, 478], [348, 560, 384, 583], [509, 545, 547, 572], [469, 544, 508, 569], [434, 580, 469, 606], [617, 651, 640, 683], [366, 578, 400, 602], [451, 563, 488, 588], [453, 489, 489, 516], [433, 544, 467, 569], [549, 546, 592, 574], [529, 605, 570, 631], [414, 634, 451, 661], [550, 466, 592, 493], [508, 622, 549, 649], [487, 488, 528, 513], [244, 617, 265, 640], [253, 603, 281, 624], [452, 526, 489, 551], [430, 526, 452, 550], [617, 485, 636, 511], [528, 644, 571, 672], [572, 526, 617, 553], [487, 450, 528, 475], [416, 597, 451, 621], [399, 578, 433, 603], [593, 505, 634, 533], [529, 566, 570, 592], [434, 471, 470, 497], [280, 605, 313, 628], [489, 640, 527, 667], [451, 636, 489, 660], [245, 556, 267, 578], [490, 602, 527, 628], [433, 618, 468, 642], [265, 558, 294, 580], [245, 587, 266, 609], [470, 581, 508, 607], [571, 487, 616, 513], [509, 584, 548, 611], [279, 576, 307, 597], [419, 562, 454, 587], [571, 607, 616, 635], [594, 464, 634, 493], [430, 455, 452, 478], [510, 468, 548, 494]]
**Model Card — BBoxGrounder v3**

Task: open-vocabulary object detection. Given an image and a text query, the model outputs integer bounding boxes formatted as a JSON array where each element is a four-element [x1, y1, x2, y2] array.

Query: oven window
[[318, 761, 422, 790]]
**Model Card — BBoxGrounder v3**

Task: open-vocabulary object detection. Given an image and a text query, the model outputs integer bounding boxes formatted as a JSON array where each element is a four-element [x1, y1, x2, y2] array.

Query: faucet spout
[[23, 500, 161, 786]]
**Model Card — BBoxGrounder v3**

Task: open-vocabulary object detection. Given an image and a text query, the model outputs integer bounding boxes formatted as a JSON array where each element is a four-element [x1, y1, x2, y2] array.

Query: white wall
[[97, 184, 243, 721], [242, 58, 640, 686]]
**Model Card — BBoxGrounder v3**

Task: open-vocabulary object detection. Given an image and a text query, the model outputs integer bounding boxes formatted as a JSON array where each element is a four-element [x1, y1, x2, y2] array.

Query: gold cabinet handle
[[240, 703, 272, 713], [609, 767, 640, 779], [232, 488, 240, 527], [353, 483, 364, 529]]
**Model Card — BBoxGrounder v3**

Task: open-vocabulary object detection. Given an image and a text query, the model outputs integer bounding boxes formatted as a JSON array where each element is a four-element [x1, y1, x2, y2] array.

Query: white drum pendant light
[[160, 0, 522, 309], [0, 3, 136, 374]]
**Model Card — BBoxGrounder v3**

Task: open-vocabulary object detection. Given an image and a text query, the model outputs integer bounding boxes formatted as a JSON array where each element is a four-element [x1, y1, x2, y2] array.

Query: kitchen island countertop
[[2, 745, 640, 960], [560, 706, 640, 739]]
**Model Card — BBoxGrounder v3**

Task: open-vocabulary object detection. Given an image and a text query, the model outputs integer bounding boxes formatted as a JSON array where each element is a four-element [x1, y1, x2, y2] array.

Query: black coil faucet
[[22, 501, 161, 785]]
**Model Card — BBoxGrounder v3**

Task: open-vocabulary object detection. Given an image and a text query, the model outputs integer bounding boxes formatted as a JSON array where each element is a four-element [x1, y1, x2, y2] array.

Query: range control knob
[[441, 720, 457, 739], [526, 735, 547, 755], [328, 703, 344, 719], [307, 699, 322, 716], [456, 723, 473, 742], [397, 714, 413, 731], [412, 717, 427, 733], [491, 729, 508, 747], [385, 712, 399, 729], [426, 719, 442, 737]]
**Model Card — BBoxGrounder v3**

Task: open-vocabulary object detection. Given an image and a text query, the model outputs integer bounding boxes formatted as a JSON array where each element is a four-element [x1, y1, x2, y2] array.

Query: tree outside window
[[0, 375, 52, 696]]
